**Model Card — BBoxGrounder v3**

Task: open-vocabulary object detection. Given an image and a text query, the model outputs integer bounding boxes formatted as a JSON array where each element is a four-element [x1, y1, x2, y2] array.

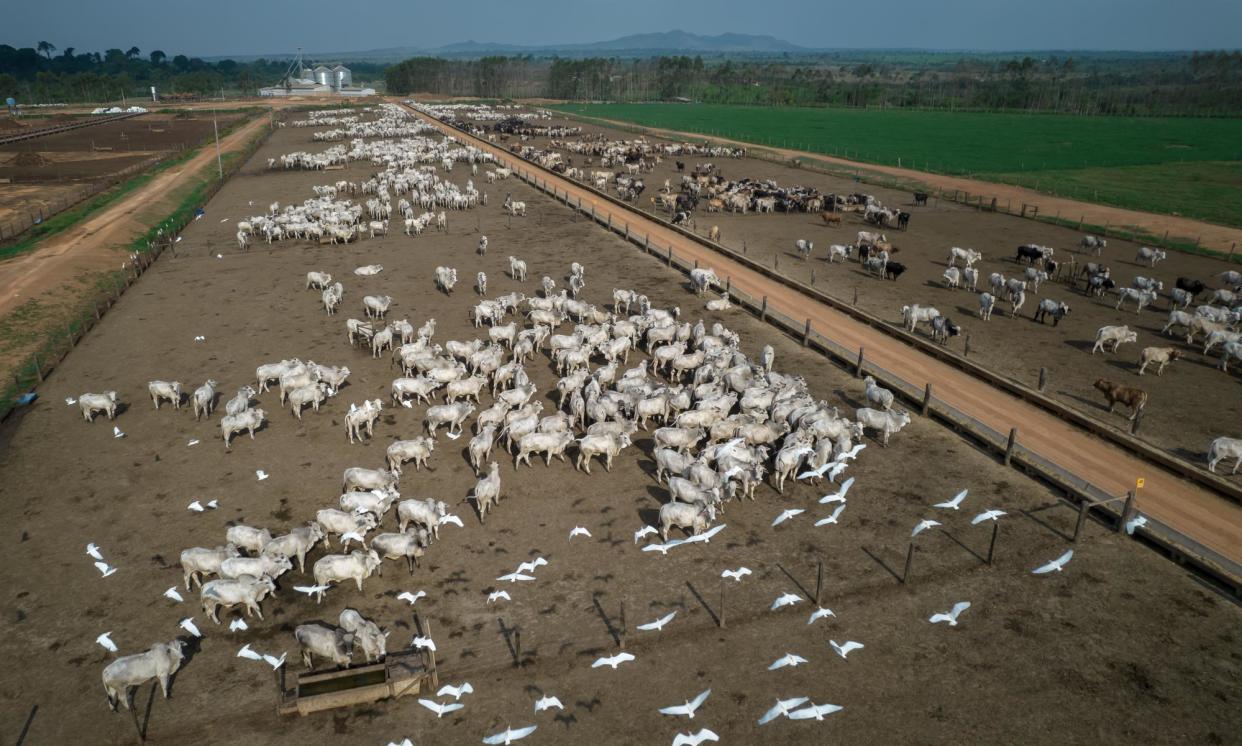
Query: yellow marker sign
[[1136, 478, 1146, 489]]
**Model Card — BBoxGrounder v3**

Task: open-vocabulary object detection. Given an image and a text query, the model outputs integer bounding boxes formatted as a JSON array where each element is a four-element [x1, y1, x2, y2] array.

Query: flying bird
[[684, 524, 726, 544], [516, 557, 548, 574], [636, 611, 677, 632], [814, 503, 847, 527], [175, 236, 183, 243], [439, 513, 464, 528], [758, 696, 810, 725], [659, 689, 711, 718], [838, 443, 866, 460], [386, 740, 414, 746], [187, 439, 200, 447], [797, 459, 839, 481], [65, 397, 77, 406], [488, 590, 511, 604], [293, 585, 330, 597], [830, 640, 864, 659], [397, 590, 427, 604], [262, 653, 286, 670], [94, 561, 117, 578], [788, 703, 844, 721], [229, 619, 248, 632], [179, 618, 203, 638], [807, 607, 836, 625], [437, 682, 474, 700], [482, 724, 537, 745], [164, 587, 184, 603], [933, 489, 969, 510], [418, 698, 463, 718], [720, 567, 751, 582], [591, 652, 636, 669], [971, 509, 1007, 525], [216, 253, 223, 259], [929, 601, 972, 626], [412, 636, 436, 652], [1032, 549, 1074, 574], [772, 508, 804, 527], [86, 543, 103, 561], [496, 572, 536, 583], [236, 644, 262, 661], [771, 593, 803, 610], [1125, 515, 1148, 535], [194, 335, 206, 342], [634, 526, 658, 543], [672, 729, 719, 746], [534, 695, 564, 712], [641, 542, 683, 555], [818, 476, 855, 504], [768, 653, 809, 670], [96, 632, 118, 653], [113, 426, 125, 439], [255, 470, 269, 481], [911, 519, 941, 537], [569, 526, 592, 539], [823, 461, 850, 483]]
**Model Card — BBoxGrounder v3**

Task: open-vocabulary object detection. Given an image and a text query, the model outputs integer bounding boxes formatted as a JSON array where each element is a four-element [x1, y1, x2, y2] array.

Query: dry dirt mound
[[13, 151, 50, 167]]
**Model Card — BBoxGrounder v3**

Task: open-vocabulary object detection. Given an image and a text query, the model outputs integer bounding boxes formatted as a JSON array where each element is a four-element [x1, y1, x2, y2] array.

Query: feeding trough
[[277, 650, 434, 716]]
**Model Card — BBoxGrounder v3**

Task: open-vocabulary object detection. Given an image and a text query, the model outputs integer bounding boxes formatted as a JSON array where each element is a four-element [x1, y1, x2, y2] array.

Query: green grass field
[[550, 103, 1242, 227]]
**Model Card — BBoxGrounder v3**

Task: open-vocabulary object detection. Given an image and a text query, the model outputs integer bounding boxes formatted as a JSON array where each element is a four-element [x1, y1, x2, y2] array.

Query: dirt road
[[0, 114, 269, 319], [563, 112, 1242, 253], [408, 103, 1242, 573]]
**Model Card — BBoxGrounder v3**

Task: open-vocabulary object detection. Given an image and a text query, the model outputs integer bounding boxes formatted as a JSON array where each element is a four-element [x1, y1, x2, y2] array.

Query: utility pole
[[212, 108, 223, 181]]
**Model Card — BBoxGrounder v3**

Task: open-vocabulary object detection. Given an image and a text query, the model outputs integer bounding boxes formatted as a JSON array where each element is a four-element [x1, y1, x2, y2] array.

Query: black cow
[[1175, 276, 1207, 298], [1016, 244, 1047, 265], [884, 262, 907, 281], [675, 161, 685, 172], [931, 316, 961, 344], [913, 192, 929, 206], [897, 212, 911, 231]]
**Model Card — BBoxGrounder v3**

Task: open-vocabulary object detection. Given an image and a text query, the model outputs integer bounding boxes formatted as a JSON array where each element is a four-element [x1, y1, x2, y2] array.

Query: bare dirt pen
[[507, 111, 1242, 473], [0, 118, 1238, 745]]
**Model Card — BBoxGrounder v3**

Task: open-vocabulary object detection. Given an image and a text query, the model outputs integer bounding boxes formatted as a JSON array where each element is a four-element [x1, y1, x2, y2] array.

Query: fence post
[[802, 319, 811, 346], [1073, 499, 1091, 543], [1130, 409, 1144, 435], [855, 347, 865, 377], [964, 334, 971, 357], [773, 254, 778, 270], [810, 269, 816, 286], [1038, 367, 1048, 393], [852, 287, 858, 306], [760, 296, 768, 322], [1004, 428, 1017, 466], [725, 277, 731, 294], [815, 559, 823, 604], [666, 247, 672, 266], [921, 383, 933, 416]]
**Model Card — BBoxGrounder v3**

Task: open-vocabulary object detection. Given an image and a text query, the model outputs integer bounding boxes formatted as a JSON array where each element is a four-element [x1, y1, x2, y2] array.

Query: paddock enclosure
[[0, 105, 1238, 745]]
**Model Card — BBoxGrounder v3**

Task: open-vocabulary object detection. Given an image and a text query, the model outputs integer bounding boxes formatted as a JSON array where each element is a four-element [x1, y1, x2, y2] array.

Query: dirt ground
[[0, 115, 1238, 745], [497, 111, 1242, 474]]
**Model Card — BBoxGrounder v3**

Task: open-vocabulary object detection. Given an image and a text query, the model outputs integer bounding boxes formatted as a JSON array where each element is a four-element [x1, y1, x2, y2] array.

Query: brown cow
[[707, 225, 720, 242], [1093, 379, 1148, 419], [820, 212, 842, 227]]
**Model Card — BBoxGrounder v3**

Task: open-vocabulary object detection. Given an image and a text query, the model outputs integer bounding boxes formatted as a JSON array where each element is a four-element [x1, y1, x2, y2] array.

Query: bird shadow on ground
[[860, 546, 903, 584], [684, 580, 719, 626], [774, 562, 815, 601]]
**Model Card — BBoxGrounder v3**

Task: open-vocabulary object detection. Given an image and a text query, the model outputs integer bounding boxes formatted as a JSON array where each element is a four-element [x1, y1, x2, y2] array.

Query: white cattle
[[102, 640, 185, 711], [200, 575, 276, 623], [311, 550, 382, 602], [1208, 437, 1242, 474], [1092, 325, 1138, 354], [79, 391, 118, 421], [855, 407, 912, 446]]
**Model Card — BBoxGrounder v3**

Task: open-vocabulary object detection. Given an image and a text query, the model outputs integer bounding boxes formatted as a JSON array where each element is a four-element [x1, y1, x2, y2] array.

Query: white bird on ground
[[96, 632, 118, 653], [216, 253, 223, 259], [758, 696, 810, 725], [684, 524, 726, 544], [1032, 549, 1074, 574], [444, 430, 461, 440], [768, 653, 808, 670], [412, 636, 436, 652], [175, 236, 183, 243], [482, 725, 537, 745], [911, 519, 941, 537], [440, 513, 464, 528], [164, 587, 184, 603], [418, 698, 463, 718], [929, 601, 972, 626], [819, 477, 855, 504], [401, 400, 413, 409], [814, 503, 847, 526], [636, 611, 677, 632], [229, 619, 248, 632], [789, 703, 844, 721], [721, 567, 751, 582], [672, 729, 719, 746], [830, 640, 864, 659], [262, 653, 286, 670], [237, 644, 262, 661], [187, 501, 205, 512], [534, 695, 564, 712], [65, 397, 77, 406], [255, 470, 269, 481], [293, 585, 330, 597], [807, 607, 835, 625], [659, 689, 711, 718], [386, 740, 413, 746], [397, 590, 427, 605], [634, 526, 658, 543], [1125, 515, 1148, 535], [179, 618, 202, 638], [496, 572, 535, 583], [86, 543, 103, 561], [187, 439, 200, 447], [591, 652, 636, 669], [516, 557, 548, 574], [933, 489, 969, 510], [194, 336, 206, 343], [488, 590, 511, 603], [220, 218, 229, 222], [971, 509, 1007, 525], [838, 443, 866, 460], [437, 682, 474, 700], [340, 531, 366, 547], [113, 426, 125, 438], [94, 561, 117, 577], [771, 593, 803, 610], [569, 526, 592, 539], [772, 508, 804, 527]]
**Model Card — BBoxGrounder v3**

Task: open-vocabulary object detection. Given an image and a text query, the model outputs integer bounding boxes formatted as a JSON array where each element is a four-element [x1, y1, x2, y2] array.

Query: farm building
[[260, 61, 374, 97]]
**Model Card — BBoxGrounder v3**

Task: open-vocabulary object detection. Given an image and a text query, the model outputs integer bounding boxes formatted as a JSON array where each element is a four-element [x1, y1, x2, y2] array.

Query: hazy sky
[[5, 0, 1240, 57]]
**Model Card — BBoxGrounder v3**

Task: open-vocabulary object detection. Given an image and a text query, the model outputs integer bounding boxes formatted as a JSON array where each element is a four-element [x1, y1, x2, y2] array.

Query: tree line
[[0, 42, 387, 104], [387, 51, 1242, 116]]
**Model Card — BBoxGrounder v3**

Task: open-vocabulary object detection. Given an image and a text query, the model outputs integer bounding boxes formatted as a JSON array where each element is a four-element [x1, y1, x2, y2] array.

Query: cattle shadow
[[1103, 359, 1139, 375], [1057, 390, 1111, 414], [1062, 339, 1097, 354]]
